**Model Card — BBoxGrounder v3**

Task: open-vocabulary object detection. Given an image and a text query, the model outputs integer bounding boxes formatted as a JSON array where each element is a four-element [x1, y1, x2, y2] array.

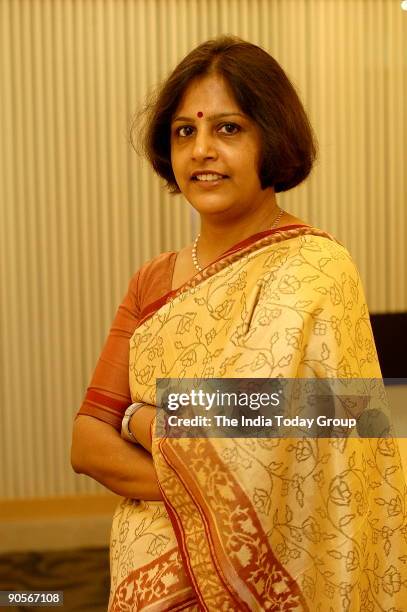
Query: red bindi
[[197, 111, 203, 118]]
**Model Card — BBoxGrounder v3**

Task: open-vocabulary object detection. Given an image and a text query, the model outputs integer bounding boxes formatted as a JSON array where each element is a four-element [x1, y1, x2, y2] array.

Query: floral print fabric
[[109, 227, 407, 611]]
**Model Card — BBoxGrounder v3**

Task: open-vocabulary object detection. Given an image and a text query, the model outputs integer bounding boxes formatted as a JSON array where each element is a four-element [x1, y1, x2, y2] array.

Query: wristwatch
[[121, 402, 144, 443]]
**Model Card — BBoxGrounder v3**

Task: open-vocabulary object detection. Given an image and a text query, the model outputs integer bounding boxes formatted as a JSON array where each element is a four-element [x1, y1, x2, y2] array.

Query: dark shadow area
[[0, 548, 109, 611], [371, 312, 407, 378]]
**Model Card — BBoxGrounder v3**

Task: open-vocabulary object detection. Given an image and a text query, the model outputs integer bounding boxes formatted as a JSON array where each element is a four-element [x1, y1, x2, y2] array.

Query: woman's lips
[[191, 177, 229, 187]]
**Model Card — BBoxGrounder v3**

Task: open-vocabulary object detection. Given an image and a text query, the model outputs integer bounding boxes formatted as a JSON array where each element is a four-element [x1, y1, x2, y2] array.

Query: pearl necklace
[[192, 208, 285, 273]]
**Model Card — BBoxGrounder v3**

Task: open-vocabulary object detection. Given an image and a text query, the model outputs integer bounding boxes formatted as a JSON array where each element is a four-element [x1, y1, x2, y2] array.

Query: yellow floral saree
[[109, 226, 407, 611]]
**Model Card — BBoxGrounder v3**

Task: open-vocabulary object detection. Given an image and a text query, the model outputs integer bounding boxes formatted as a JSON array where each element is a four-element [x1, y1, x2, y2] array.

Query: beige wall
[[0, 0, 406, 502]]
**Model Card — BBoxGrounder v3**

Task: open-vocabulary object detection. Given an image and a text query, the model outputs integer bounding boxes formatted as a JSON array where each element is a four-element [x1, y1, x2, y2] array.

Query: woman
[[72, 36, 407, 610]]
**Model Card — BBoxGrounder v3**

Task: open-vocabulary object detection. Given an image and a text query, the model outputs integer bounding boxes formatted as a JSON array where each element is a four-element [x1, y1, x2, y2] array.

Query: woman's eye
[[176, 125, 194, 137], [174, 123, 240, 138], [219, 123, 240, 134]]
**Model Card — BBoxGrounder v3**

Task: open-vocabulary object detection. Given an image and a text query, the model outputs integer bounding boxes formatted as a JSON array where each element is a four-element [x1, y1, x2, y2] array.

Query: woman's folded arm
[[127, 405, 156, 453], [71, 415, 162, 501]]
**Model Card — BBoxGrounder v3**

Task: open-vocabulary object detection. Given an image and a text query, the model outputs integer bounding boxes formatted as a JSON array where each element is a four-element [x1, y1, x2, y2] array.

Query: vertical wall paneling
[[0, 0, 406, 499]]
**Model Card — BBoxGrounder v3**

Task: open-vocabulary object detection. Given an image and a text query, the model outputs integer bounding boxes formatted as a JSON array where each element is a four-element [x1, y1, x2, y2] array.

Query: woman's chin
[[185, 193, 237, 216], [191, 204, 235, 219]]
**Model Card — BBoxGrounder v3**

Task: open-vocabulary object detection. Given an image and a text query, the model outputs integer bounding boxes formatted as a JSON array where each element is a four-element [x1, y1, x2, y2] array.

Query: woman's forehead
[[174, 74, 242, 116]]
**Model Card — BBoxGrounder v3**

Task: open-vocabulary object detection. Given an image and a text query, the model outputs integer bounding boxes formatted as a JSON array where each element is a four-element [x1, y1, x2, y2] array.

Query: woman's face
[[170, 73, 268, 221]]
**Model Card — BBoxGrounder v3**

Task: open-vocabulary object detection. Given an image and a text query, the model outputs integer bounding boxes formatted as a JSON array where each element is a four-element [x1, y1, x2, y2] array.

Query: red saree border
[[157, 476, 207, 610], [157, 439, 252, 610], [168, 599, 200, 611], [157, 439, 248, 609], [109, 545, 197, 611], [159, 438, 310, 611], [158, 439, 253, 611], [217, 223, 307, 257], [137, 225, 337, 328]]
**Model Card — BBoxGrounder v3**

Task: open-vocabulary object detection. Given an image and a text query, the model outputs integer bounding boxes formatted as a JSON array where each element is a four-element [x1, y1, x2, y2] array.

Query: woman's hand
[[71, 415, 162, 501]]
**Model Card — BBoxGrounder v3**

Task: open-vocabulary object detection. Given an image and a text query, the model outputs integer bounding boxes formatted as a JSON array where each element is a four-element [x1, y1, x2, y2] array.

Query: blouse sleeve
[[75, 270, 142, 431]]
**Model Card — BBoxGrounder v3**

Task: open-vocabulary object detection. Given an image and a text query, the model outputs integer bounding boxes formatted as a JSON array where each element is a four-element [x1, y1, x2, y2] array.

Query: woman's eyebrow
[[172, 112, 245, 123]]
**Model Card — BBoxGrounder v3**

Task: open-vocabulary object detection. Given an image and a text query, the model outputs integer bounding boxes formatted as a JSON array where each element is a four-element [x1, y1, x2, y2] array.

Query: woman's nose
[[191, 129, 217, 160]]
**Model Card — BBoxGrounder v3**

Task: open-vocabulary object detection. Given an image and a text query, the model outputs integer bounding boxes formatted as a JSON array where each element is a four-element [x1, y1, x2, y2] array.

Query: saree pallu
[[109, 227, 407, 611]]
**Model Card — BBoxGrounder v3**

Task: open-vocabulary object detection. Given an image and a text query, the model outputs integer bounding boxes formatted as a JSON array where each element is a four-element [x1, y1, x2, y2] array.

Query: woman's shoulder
[[300, 227, 352, 258], [279, 225, 359, 279], [276, 215, 349, 258], [128, 250, 178, 311], [283, 224, 350, 255], [137, 250, 177, 275]]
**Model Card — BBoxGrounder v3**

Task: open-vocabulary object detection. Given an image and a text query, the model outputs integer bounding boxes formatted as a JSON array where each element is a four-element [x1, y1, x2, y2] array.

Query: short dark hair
[[132, 35, 318, 194]]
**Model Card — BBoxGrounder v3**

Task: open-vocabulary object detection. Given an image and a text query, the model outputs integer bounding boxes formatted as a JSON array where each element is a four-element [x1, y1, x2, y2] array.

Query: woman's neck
[[196, 204, 282, 267]]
